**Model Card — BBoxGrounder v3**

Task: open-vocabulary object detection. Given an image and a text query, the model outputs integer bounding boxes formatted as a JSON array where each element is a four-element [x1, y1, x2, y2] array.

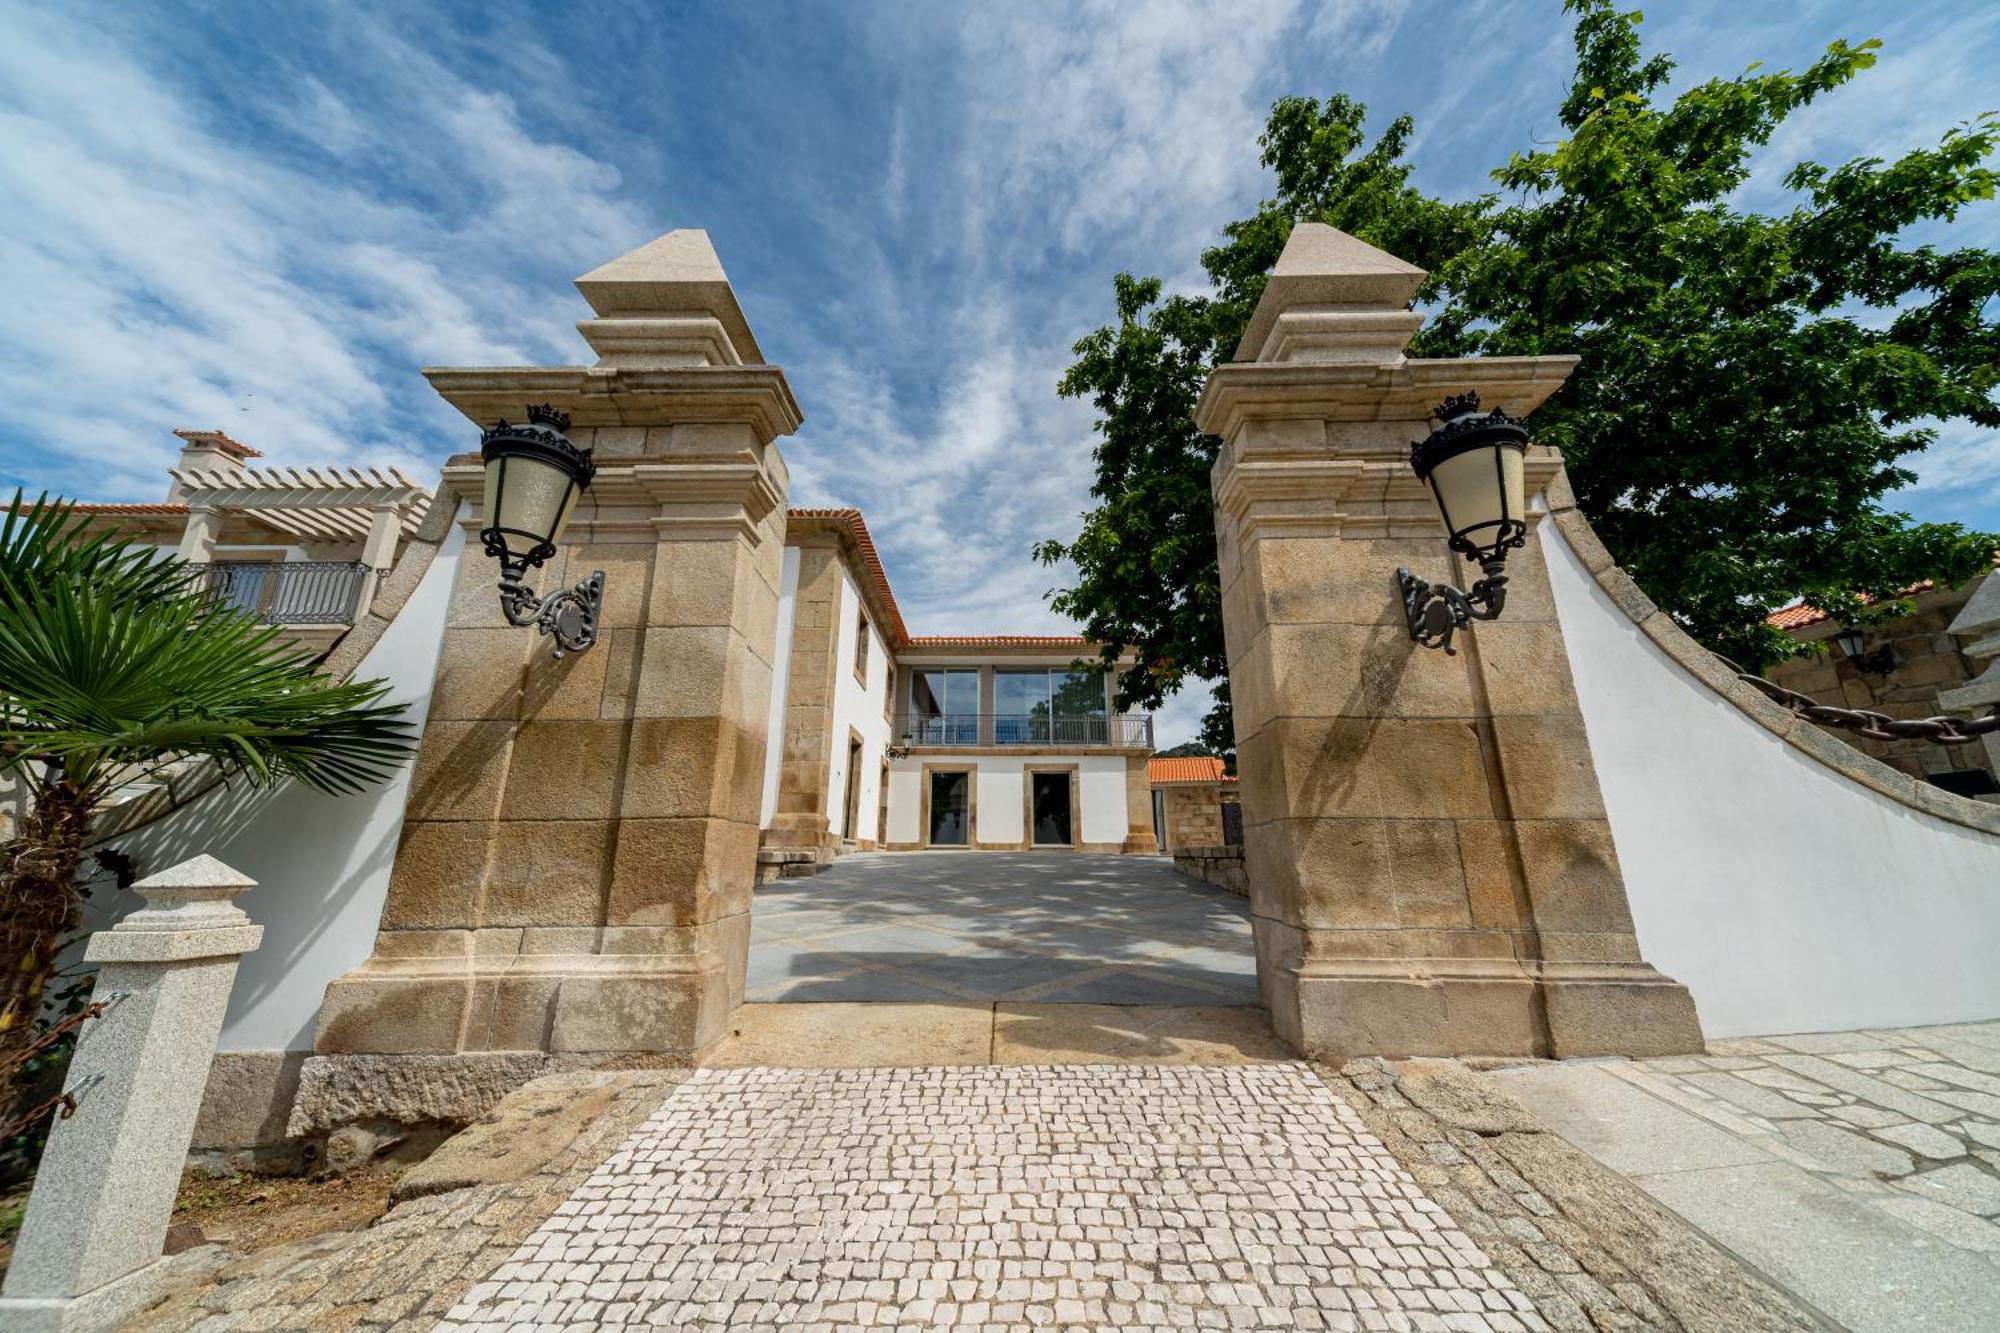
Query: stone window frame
[[854, 607, 871, 687], [1022, 763, 1083, 850]]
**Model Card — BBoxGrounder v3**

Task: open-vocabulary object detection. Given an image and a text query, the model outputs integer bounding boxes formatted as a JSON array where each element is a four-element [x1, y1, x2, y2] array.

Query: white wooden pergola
[[171, 465, 434, 611]]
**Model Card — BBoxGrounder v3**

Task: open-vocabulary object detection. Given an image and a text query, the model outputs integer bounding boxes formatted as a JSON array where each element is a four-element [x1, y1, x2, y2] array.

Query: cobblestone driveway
[[749, 853, 1258, 1005], [440, 1064, 1544, 1331]]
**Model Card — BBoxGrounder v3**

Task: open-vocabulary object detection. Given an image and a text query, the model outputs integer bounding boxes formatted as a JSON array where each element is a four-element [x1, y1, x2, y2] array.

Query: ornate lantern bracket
[[498, 568, 604, 660], [1399, 391, 1529, 653], [478, 403, 604, 660]]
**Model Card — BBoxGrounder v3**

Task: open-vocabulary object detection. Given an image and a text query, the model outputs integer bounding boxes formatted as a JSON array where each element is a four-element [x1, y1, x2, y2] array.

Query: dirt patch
[[1, 1165, 405, 1284], [167, 1167, 399, 1257]]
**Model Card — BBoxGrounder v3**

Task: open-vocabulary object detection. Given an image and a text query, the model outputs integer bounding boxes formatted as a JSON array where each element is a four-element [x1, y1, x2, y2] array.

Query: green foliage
[[1154, 738, 1221, 760], [0, 494, 418, 806], [0, 492, 418, 1092], [1043, 0, 2000, 747]]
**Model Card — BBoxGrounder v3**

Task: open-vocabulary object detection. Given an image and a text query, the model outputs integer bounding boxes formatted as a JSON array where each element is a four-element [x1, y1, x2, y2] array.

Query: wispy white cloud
[[5, 0, 1993, 749], [0, 2, 642, 497]]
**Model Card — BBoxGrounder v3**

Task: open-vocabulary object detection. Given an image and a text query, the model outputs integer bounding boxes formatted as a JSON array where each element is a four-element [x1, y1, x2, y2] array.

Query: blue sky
[[2, 0, 1996, 745]]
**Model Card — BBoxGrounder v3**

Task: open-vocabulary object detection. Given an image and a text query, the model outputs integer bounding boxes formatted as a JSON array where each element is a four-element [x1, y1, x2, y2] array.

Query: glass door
[[928, 770, 970, 846], [1031, 772, 1073, 846]]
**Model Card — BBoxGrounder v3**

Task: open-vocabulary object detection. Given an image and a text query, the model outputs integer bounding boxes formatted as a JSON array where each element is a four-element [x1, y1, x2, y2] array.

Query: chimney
[[167, 429, 262, 500]]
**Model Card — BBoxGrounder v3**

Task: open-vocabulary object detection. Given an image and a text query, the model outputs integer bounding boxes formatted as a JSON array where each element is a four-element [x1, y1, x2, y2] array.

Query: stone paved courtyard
[[438, 1064, 1542, 1331], [1492, 1021, 2000, 1331], [748, 853, 1258, 1005]]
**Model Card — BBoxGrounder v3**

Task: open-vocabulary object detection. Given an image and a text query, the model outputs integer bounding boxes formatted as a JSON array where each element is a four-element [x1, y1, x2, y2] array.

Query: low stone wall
[[1173, 846, 1246, 897]]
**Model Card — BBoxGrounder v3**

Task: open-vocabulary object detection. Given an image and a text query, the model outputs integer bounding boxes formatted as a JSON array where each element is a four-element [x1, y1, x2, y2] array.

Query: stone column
[[1123, 755, 1159, 853], [1940, 573, 2000, 789], [0, 855, 262, 1333], [174, 505, 221, 563], [353, 501, 403, 614], [762, 536, 844, 858], [1196, 224, 1700, 1060], [311, 230, 798, 1069]]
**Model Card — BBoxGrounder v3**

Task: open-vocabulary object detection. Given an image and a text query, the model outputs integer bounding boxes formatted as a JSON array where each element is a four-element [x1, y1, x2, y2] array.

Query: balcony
[[894, 713, 1154, 750], [203, 560, 369, 625]]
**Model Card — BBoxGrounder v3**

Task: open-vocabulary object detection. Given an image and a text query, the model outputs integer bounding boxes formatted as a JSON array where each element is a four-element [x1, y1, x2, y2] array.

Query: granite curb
[[1313, 1057, 1834, 1333]]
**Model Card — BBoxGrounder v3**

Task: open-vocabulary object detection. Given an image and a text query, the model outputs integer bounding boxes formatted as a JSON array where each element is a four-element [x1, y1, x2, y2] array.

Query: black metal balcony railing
[[895, 713, 1154, 749], [203, 561, 369, 626]]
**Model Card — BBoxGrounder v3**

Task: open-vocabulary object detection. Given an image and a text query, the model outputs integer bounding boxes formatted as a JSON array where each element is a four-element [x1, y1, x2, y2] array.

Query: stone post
[[762, 536, 844, 859], [1939, 573, 2000, 789], [310, 230, 798, 1072], [1196, 224, 1701, 1060], [353, 501, 404, 614], [0, 855, 262, 1333], [174, 505, 221, 563]]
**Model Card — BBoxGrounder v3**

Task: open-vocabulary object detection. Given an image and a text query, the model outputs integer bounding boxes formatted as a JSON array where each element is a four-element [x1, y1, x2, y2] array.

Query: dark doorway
[[928, 770, 970, 846], [1031, 772, 1073, 846], [841, 737, 863, 844]]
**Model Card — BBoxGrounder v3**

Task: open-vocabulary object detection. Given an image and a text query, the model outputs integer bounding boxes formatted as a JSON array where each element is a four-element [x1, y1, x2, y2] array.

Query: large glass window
[[995, 668, 1105, 744], [909, 668, 978, 745]]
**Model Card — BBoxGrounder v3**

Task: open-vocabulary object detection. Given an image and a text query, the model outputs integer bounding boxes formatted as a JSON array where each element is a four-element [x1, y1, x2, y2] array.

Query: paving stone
[[1869, 1121, 1966, 1161], [748, 852, 1259, 1004], [1777, 1120, 1916, 1178], [1677, 1072, 1819, 1120], [1871, 1195, 2000, 1253], [1900, 1163, 2000, 1216], [1763, 1053, 1963, 1123], [1825, 1103, 1904, 1130], [437, 1064, 1530, 1330]]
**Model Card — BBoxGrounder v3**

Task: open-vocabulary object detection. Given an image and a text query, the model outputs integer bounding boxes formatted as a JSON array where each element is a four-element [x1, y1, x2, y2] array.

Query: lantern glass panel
[[1424, 442, 1523, 554], [483, 453, 580, 560]]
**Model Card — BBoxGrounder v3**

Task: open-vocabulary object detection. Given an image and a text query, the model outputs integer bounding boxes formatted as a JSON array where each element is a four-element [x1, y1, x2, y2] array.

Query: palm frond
[[0, 492, 200, 612], [0, 499, 419, 800]]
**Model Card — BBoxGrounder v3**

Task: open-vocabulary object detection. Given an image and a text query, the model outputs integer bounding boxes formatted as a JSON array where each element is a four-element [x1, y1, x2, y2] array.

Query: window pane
[[912, 669, 977, 745], [994, 670, 1046, 743], [1051, 670, 1105, 716], [913, 671, 944, 716]]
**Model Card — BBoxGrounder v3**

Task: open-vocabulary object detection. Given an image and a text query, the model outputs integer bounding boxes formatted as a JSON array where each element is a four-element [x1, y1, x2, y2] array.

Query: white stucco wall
[[824, 569, 893, 841], [884, 754, 1130, 847], [106, 516, 465, 1052], [759, 544, 801, 828], [1545, 517, 2000, 1037]]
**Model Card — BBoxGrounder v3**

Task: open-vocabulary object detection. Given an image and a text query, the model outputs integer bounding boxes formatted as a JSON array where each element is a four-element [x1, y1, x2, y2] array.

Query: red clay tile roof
[[785, 508, 1099, 653], [787, 507, 911, 646], [904, 635, 1092, 648], [69, 502, 190, 515], [1148, 755, 1232, 784], [173, 428, 262, 459]]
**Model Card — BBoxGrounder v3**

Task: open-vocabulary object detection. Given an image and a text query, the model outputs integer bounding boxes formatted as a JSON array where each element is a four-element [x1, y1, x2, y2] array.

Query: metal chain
[[1724, 659, 2000, 745], [0, 994, 120, 1143]]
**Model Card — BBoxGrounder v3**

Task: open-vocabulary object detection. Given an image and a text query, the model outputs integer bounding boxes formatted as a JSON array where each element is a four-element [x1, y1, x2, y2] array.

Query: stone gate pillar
[[313, 229, 798, 1065], [1196, 224, 1700, 1059]]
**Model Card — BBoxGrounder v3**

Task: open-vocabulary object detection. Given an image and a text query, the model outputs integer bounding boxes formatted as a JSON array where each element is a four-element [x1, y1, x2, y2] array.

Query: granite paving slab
[[747, 851, 1258, 1004], [1492, 1020, 2000, 1332]]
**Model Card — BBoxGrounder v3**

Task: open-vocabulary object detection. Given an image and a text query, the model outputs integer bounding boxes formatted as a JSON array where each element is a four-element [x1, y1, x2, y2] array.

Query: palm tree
[[0, 493, 419, 1060]]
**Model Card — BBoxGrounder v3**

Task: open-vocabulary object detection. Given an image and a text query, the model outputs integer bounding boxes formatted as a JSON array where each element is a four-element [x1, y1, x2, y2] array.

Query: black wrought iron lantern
[[1396, 392, 1531, 654], [1832, 625, 1895, 675], [479, 404, 605, 659]]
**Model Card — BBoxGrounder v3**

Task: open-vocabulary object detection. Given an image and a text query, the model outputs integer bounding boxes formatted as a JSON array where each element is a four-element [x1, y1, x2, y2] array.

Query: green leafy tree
[[0, 496, 419, 1069], [1042, 0, 2000, 749]]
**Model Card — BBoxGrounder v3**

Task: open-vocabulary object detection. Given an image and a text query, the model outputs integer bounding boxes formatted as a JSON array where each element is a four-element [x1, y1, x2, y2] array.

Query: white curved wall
[[1545, 519, 2000, 1037], [108, 515, 464, 1052]]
